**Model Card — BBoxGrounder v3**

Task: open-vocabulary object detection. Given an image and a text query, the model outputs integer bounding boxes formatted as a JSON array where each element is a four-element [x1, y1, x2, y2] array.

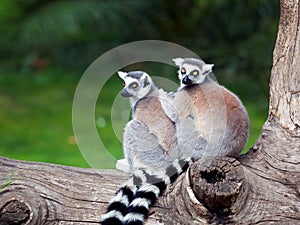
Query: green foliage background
[[0, 0, 279, 168]]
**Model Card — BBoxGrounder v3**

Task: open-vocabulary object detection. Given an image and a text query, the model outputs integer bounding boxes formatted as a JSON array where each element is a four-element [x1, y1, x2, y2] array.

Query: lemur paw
[[116, 159, 131, 173]]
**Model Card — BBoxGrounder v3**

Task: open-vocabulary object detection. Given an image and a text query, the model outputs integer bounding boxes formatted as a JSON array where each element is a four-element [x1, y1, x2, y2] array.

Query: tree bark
[[0, 0, 300, 224], [269, 0, 300, 131], [0, 157, 128, 225]]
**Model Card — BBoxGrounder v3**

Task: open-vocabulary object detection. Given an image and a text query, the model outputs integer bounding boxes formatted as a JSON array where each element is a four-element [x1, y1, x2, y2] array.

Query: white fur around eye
[[123, 77, 139, 87], [130, 82, 138, 89], [181, 64, 199, 75], [192, 70, 199, 76]]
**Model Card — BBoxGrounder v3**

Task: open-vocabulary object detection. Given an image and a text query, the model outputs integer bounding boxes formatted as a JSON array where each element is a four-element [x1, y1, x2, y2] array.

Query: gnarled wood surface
[[269, 0, 300, 131], [0, 157, 128, 225], [1, 0, 300, 224]]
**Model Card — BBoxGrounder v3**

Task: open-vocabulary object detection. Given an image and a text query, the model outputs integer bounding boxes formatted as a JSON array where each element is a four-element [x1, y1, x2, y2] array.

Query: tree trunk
[[0, 0, 299, 224]]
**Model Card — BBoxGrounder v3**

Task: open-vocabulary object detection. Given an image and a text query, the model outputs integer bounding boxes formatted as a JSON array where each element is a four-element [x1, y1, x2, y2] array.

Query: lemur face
[[118, 71, 152, 99], [173, 58, 214, 86]]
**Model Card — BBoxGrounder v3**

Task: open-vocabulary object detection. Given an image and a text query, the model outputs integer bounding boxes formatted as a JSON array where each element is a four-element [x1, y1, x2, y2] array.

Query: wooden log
[[0, 157, 128, 225]]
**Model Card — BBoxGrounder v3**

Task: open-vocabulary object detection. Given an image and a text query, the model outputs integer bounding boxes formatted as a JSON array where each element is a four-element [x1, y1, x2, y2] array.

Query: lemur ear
[[141, 73, 151, 88], [173, 58, 184, 67], [202, 64, 214, 75], [118, 71, 127, 80]]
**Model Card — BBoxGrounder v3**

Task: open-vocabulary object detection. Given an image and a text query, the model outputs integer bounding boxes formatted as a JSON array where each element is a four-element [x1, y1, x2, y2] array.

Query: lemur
[[102, 59, 249, 224], [101, 71, 189, 225], [163, 57, 249, 161]]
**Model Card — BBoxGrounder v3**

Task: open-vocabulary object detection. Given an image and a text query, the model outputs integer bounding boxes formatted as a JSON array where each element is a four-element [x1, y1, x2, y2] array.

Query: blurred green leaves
[[0, 0, 22, 21], [0, 0, 279, 80], [18, 0, 156, 45], [0, 0, 159, 70]]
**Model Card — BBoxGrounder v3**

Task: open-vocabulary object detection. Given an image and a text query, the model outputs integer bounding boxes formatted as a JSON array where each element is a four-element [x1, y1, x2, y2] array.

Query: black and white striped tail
[[123, 158, 191, 225], [101, 179, 137, 225]]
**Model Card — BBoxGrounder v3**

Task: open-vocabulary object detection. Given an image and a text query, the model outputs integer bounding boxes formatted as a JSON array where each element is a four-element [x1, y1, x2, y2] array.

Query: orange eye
[[131, 83, 138, 88], [192, 70, 199, 76], [181, 68, 186, 74]]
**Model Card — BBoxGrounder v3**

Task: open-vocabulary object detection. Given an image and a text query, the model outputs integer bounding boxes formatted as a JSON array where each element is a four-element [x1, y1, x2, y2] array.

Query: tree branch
[[269, 0, 300, 131], [1, 154, 299, 225], [0, 156, 128, 225]]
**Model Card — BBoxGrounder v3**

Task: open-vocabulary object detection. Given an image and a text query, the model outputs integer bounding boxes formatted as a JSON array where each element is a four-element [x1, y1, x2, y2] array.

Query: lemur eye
[[123, 82, 126, 87], [181, 68, 186, 74], [192, 70, 199, 76], [130, 82, 138, 89]]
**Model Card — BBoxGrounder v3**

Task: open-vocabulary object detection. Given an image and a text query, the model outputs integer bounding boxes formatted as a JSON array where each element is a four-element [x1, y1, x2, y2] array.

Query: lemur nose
[[182, 76, 192, 85], [121, 88, 133, 97]]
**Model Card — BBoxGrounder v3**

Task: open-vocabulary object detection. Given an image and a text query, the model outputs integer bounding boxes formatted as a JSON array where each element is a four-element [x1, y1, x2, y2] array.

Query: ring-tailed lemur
[[164, 57, 249, 161], [101, 71, 190, 225]]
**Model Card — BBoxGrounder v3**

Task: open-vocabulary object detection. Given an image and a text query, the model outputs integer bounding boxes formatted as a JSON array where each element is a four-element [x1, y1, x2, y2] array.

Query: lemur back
[[175, 78, 249, 158], [101, 71, 188, 225], [133, 91, 177, 159]]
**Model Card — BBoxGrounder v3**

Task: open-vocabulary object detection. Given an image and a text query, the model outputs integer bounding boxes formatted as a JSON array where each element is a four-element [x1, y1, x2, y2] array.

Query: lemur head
[[173, 58, 214, 86], [118, 71, 153, 99]]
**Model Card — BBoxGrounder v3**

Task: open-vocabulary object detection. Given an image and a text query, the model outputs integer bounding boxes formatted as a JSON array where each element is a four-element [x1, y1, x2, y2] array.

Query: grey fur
[[171, 57, 249, 160], [121, 71, 188, 225], [182, 58, 205, 68], [126, 71, 144, 79], [101, 71, 186, 225], [121, 73, 179, 172]]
